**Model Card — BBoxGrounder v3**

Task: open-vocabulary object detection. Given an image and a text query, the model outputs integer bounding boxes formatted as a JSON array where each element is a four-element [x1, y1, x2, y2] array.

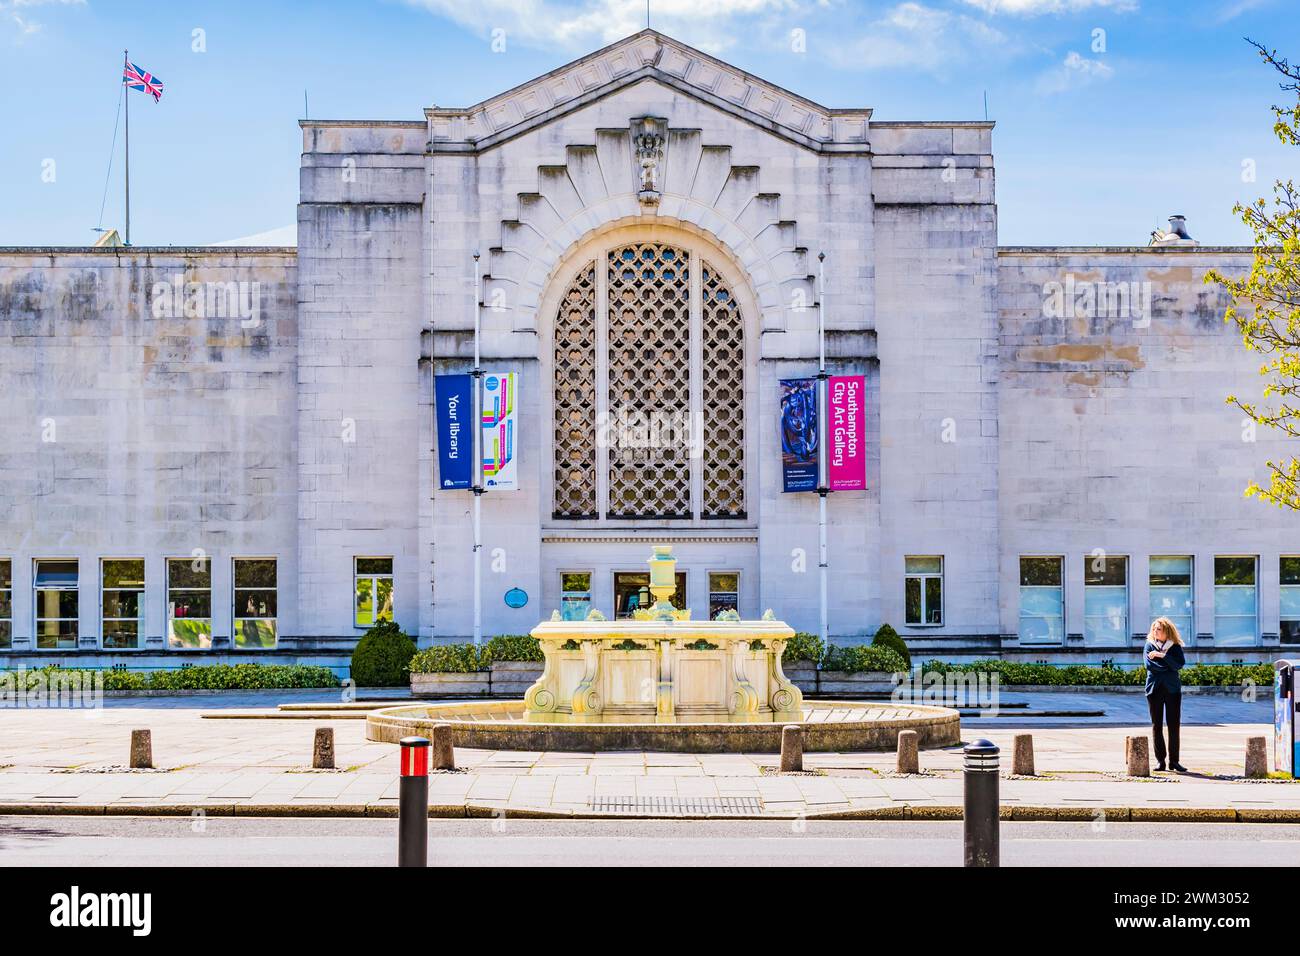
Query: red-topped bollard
[[398, 736, 430, 867]]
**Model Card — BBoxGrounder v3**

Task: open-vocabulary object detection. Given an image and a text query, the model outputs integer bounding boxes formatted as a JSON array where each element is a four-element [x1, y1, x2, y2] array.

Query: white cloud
[[403, 0, 794, 55], [823, 2, 1009, 73], [961, 0, 1136, 15], [1036, 49, 1113, 93], [2, 0, 85, 38]]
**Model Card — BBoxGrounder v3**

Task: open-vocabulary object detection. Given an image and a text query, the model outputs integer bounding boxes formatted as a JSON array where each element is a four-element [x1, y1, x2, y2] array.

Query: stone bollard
[[780, 724, 804, 772], [1245, 736, 1268, 779], [313, 727, 335, 769], [431, 722, 456, 771], [1012, 734, 1035, 776], [896, 729, 919, 774], [1125, 735, 1150, 777], [129, 729, 152, 769]]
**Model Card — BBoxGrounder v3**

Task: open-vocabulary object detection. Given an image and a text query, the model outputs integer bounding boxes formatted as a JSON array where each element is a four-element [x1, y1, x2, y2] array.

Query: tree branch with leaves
[[1207, 39, 1300, 508]]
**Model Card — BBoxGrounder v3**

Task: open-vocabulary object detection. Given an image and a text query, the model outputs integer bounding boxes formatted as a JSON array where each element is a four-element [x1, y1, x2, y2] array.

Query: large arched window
[[552, 240, 746, 521]]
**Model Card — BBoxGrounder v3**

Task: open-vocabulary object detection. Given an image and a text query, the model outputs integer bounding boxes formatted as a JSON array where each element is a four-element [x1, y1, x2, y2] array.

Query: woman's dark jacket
[[1144, 641, 1185, 696]]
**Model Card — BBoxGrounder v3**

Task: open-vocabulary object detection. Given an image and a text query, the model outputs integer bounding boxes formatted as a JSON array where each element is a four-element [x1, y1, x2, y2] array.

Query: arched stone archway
[[539, 220, 760, 530]]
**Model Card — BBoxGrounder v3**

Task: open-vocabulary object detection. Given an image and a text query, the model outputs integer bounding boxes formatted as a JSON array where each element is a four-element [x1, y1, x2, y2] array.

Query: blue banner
[[780, 377, 819, 493], [435, 374, 473, 490]]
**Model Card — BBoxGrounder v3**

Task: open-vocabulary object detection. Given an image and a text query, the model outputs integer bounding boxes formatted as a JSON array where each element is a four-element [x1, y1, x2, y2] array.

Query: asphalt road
[[1, 817, 1297, 866]]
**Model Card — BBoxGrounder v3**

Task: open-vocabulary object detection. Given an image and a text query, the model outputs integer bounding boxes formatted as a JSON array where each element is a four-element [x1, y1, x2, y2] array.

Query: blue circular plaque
[[504, 588, 528, 609]]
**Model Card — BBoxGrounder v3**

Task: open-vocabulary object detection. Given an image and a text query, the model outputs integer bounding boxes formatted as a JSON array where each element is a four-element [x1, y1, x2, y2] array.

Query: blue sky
[[1, 0, 1296, 246]]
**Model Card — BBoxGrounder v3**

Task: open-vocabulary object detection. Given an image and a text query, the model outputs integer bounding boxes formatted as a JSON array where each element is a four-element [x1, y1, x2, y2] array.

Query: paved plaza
[[0, 690, 1294, 820]]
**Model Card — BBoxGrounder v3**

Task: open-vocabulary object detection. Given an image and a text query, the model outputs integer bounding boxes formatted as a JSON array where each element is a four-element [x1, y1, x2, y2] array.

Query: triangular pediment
[[426, 29, 871, 151]]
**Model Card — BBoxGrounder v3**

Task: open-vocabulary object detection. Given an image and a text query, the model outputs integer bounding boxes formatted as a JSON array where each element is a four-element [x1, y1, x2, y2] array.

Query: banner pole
[[471, 251, 483, 647], [817, 252, 828, 650]]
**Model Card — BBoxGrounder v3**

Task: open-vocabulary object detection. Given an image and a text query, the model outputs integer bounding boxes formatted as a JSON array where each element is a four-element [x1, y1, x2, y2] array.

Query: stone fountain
[[523, 546, 804, 724], [366, 544, 960, 753]]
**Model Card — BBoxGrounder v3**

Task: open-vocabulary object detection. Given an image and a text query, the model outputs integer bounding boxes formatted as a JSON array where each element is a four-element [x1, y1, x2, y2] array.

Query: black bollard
[[398, 736, 430, 868], [963, 738, 1000, 868]]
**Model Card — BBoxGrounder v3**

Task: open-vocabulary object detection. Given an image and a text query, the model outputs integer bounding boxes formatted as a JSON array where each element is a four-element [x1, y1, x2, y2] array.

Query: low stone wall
[[368, 700, 962, 753], [410, 663, 543, 698]]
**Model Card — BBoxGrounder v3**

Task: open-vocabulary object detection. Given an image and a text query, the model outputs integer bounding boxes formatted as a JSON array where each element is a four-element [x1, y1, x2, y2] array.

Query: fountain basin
[[365, 700, 961, 753], [523, 619, 805, 724]]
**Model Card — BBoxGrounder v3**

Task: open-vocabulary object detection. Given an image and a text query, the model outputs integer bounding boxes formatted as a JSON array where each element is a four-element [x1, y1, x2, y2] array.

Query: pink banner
[[827, 374, 866, 491]]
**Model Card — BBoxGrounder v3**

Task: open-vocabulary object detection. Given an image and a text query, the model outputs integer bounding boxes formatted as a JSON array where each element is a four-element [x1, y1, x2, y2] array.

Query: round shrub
[[871, 623, 910, 669], [350, 621, 417, 687]]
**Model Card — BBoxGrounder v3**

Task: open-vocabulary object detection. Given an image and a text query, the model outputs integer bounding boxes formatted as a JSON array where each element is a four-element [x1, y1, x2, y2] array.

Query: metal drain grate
[[587, 796, 763, 816]]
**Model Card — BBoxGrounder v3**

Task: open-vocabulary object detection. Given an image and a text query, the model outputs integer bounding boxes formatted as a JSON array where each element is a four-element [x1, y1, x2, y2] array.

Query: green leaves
[[350, 622, 417, 687], [1209, 42, 1300, 509]]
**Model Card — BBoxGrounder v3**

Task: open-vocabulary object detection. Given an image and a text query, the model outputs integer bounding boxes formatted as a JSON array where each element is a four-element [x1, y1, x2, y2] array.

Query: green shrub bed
[[782, 632, 824, 665], [822, 644, 908, 674], [0, 663, 340, 691], [919, 659, 1275, 687]]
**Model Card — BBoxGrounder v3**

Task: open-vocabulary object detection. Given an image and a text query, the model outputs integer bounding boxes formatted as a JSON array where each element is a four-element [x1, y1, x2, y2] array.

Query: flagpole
[[123, 49, 130, 246]]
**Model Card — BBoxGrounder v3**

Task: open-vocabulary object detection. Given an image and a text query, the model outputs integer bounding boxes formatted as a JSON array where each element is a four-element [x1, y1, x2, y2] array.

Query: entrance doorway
[[613, 571, 687, 619]]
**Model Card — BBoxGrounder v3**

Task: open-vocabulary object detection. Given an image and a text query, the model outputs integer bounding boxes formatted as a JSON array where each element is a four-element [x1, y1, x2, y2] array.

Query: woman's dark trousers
[[1147, 687, 1181, 765]]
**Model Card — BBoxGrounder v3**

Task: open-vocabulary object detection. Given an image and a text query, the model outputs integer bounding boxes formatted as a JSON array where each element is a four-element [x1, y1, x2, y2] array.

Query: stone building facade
[[0, 31, 1293, 672]]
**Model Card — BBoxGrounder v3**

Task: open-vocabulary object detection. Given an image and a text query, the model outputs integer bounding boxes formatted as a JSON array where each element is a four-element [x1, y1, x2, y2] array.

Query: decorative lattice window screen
[[552, 261, 598, 517], [607, 243, 692, 518], [550, 241, 746, 521], [701, 259, 745, 517]]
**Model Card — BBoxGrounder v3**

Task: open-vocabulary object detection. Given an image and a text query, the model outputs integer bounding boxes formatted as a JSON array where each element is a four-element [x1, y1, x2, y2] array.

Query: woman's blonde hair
[[1148, 616, 1184, 646]]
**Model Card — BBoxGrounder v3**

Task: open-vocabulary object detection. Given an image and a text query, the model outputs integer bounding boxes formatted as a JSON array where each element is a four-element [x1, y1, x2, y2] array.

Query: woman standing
[[1144, 617, 1187, 772]]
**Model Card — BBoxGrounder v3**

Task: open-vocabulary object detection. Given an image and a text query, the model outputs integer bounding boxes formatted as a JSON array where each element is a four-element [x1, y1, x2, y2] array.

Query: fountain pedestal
[[523, 620, 805, 724]]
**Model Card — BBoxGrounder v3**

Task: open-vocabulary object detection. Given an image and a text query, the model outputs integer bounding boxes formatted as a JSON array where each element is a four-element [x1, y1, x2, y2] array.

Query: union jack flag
[[123, 60, 163, 102]]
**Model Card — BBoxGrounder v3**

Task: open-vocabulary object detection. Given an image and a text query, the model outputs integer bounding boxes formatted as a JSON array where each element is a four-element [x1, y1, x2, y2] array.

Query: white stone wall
[[296, 121, 427, 639], [0, 249, 298, 648], [872, 123, 1001, 644], [997, 248, 1298, 649]]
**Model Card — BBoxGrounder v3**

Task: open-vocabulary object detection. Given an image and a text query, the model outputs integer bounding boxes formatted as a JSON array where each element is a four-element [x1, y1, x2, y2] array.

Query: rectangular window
[[0, 559, 11, 650], [34, 559, 78, 650], [708, 572, 740, 620], [1283, 557, 1300, 646], [168, 558, 212, 649], [1149, 555, 1193, 643], [101, 559, 145, 650], [1215, 556, 1258, 646], [613, 571, 686, 619], [1018, 557, 1063, 644], [1084, 555, 1128, 645], [354, 557, 394, 628], [233, 558, 277, 648], [560, 572, 592, 621], [904, 556, 943, 626]]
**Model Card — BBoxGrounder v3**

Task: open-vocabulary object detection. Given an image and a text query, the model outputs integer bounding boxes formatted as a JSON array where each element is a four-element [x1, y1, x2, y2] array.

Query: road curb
[[1, 802, 1297, 823]]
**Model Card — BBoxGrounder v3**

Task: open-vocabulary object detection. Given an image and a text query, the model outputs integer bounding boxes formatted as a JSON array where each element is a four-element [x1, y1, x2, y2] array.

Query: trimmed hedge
[[410, 643, 489, 674], [919, 659, 1275, 687], [871, 623, 910, 669], [350, 621, 417, 687], [782, 632, 825, 665], [409, 636, 543, 674], [485, 634, 544, 663], [0, 664, 339, 691], [822, 644, 908, 674]]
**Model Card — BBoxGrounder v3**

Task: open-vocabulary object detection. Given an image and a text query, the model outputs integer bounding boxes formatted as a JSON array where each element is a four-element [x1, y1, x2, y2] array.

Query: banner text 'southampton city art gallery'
[[779, 375, 866, 493], [827, 374, 866, 491]]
